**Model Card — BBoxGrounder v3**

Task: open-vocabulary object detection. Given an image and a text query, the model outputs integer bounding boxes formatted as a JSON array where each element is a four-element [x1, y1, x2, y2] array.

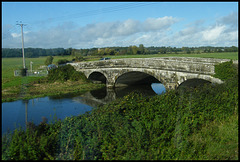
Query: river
[[2, 83, 166, 135]]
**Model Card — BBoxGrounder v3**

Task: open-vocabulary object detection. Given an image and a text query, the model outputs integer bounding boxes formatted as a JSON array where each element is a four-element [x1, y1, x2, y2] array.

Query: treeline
[[2, 45, 238, 58], [1, 48, 71, 58]]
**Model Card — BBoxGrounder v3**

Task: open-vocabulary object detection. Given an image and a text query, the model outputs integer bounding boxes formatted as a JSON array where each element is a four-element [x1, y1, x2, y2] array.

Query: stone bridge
[[68, 57, 236, 90]]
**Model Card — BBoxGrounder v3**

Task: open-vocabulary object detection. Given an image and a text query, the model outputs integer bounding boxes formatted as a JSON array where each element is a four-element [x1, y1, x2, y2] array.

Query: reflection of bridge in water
[[72, 84, 161, 108]]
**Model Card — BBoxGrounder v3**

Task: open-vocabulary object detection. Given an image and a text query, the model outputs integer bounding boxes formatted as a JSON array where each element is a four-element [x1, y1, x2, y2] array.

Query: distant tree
[[98, 49, 105, 55], [105, 48, 115, 55], [139, 44, 145, 54], [159, 47, 167, 54], [65, 48, 72, 55], [127, 46, 133, 54], [131, 45, 139, 55], [45, 56, 54, 66]]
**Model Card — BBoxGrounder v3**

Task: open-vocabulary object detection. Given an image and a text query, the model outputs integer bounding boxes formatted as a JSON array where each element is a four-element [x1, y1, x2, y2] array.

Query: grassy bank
[[2, 61, 238, 160], [2, 78, 104, 102], [2, 65, 105, 102], [2, 57, 104, 102]]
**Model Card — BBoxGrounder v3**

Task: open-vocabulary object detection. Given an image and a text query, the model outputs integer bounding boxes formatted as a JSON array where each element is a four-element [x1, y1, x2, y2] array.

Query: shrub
[[56, 59, 69, 65], [214, 60, 238, 80], [72, 56, 85, 62], [47, 64, 87, 83], [45, 56, 54, 66]]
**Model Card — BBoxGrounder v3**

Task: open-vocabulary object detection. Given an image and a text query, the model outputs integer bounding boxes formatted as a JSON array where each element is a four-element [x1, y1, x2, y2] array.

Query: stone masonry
[[68, 57, 237, 89]]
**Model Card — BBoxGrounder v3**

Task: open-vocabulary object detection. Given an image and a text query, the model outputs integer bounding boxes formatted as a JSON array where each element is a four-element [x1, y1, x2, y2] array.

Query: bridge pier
[[164, 82, 178, 90]]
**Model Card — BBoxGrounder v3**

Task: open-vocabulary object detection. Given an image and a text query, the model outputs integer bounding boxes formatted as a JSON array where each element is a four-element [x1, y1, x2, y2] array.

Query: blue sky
[[2, 1, 238, 49]]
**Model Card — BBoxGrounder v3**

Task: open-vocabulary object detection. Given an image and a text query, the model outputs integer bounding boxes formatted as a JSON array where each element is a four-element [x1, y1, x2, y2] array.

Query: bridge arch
[[177, 74, 222, 88], [88, 71, 107, 84], [114, 71, 163, 87], [178, 78, 211, 89]]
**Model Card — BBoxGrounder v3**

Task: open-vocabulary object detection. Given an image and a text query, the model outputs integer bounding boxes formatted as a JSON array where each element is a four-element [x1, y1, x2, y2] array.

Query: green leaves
[[47, 64, 88, 83], [214, 60, 238, 81]]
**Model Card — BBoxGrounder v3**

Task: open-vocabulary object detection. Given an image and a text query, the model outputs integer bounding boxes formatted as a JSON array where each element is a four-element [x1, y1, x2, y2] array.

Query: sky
[[2, 1, 238, 49]]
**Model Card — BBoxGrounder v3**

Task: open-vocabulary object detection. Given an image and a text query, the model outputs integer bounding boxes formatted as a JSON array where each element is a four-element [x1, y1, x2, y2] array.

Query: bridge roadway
[[68, 57, 236, 90]]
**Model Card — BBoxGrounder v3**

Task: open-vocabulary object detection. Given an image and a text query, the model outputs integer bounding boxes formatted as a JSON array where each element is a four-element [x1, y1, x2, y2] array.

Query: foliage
[[214, 60, 238, 80], [2, 61, 238, 160], [2, 48, 69, 58], [47, 64, 88, 83], [56, 59, 70, 65], [2, 121, 61, 160], [44, 56, 54, 66], [72, 56, 85, 62]]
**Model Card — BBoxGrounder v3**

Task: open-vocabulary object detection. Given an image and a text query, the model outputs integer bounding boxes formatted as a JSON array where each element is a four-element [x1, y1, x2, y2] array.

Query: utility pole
[[30, 61, 33, 72], [16, 22, 27, 69]]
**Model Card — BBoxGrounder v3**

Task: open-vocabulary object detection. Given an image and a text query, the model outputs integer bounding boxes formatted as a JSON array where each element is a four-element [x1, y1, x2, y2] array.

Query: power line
[[2, 25, 18, 39], [30, 2, 157, 26]]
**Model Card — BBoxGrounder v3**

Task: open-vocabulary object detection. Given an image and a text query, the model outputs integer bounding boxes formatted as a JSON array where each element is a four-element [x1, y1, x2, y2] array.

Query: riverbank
[[1, 56, 103, 102], [2, 78, 105, 102], [2, 61, 238, 160]]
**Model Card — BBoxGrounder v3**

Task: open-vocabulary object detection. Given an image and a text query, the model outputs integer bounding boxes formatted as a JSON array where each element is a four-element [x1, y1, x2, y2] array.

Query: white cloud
[[202, 25, 226, 41], [164, 12, 238, 47], [143, 16, 179, 31], [11, 33, 21, 38]]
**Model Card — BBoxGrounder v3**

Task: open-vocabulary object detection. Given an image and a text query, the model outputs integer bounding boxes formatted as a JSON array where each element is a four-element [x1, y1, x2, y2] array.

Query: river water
[[2, 83, 165, 135]]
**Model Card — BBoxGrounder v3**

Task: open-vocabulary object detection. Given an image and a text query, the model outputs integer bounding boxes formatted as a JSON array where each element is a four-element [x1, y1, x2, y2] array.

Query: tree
[[127, 46, 133, 54], [159, 47, 167, 54], [45, 56, 54, 66], [98, 49, 105, 55], [132, 45, 139, 55], [139, 44, 145, 54]]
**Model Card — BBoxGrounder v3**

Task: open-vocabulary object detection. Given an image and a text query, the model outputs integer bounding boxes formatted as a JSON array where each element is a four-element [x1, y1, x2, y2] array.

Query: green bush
[[47, 64, 88, 83], [56, 59, 69, 65], [2, 122, 60, 160], [45, 56, 54, 66], [214, 60, 238, 80]]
